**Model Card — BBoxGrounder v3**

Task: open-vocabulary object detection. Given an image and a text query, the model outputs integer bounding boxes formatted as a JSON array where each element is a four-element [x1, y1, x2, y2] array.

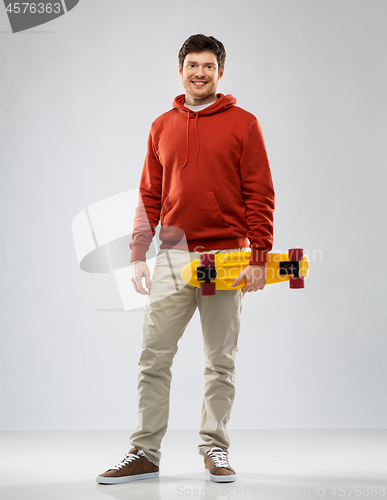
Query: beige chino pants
[[130, 247, 249, 466]]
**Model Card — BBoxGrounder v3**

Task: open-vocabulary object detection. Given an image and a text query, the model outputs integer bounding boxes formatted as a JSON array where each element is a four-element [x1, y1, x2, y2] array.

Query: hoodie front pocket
[[161, 191, 231, 240]]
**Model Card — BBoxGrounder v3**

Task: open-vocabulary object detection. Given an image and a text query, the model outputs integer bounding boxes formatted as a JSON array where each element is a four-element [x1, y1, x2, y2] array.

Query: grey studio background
[[1, 0, 386, 434]]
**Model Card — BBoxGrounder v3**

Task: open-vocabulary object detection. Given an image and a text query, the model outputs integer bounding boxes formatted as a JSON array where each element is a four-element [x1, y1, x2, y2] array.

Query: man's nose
[[195, 67, 205, 77]]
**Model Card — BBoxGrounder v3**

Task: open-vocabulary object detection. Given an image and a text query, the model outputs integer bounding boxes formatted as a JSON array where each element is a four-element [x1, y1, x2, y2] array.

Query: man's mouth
[[191, 81, 207, 87]]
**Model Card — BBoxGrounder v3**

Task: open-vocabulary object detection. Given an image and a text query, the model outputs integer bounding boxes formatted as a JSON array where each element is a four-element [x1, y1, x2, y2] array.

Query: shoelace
[[208, 447, 229, 468], [113, 450, 145, 470]]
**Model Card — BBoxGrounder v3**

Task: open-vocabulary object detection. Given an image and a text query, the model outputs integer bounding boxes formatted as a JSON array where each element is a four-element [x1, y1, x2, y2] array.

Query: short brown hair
[[178, 34, 226, 71]]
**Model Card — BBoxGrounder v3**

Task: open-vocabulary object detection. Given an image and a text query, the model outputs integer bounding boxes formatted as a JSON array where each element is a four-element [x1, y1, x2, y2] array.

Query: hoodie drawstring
[[182, 111, 200, 168], [195, 113, 199, 161], [182, 111, 190, 168]]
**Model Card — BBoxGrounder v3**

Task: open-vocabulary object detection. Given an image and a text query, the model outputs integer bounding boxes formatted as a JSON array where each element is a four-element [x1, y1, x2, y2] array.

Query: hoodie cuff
[[129, 243, 148, 263], [249, 248, 269, 266]]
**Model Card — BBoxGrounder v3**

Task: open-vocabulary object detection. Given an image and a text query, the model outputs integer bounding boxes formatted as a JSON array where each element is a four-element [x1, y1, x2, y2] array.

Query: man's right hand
[[131, 260, 151, 295]]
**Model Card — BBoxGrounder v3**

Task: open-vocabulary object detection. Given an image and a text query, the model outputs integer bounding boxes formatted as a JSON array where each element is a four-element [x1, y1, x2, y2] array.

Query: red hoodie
[[129, 93, 275, 266]]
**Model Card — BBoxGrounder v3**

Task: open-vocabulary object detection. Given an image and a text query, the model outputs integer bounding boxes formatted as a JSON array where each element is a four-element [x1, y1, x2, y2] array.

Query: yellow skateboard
[[181, 248, 309, 295]]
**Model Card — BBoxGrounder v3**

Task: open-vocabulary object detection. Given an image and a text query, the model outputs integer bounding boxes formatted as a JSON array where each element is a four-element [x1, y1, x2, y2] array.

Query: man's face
[[179, 50, 224, 106]]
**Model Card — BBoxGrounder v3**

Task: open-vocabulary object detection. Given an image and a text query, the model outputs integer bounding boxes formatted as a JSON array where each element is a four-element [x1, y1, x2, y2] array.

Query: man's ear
[[178, 65, 183, 77], [218, 68, 224, 80]]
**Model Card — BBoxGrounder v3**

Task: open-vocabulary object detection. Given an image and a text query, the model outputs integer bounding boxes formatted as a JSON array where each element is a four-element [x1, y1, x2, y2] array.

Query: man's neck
[[184, 94, 218, 107]]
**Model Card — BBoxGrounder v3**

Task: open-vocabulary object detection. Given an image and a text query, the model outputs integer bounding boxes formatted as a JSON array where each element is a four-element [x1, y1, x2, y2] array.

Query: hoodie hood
[[172, 93, 237, 167]]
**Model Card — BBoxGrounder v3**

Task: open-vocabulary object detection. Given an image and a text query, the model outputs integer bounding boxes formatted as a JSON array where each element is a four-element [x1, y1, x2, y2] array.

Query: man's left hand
[[232, 264, 266, 293]]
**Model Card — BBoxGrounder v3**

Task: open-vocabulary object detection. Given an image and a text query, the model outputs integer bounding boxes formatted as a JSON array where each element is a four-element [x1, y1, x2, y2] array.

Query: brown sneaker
[[96, 448, 159, 484], [204, 447, 237, 482]]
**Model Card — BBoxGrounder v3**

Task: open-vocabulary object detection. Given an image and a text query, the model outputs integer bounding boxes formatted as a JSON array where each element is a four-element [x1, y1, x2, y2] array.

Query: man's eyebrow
[[186, 61, 217, 65]]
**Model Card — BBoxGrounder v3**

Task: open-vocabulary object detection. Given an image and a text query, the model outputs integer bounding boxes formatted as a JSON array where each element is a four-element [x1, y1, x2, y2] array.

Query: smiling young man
[[96, 34, 275, 485]]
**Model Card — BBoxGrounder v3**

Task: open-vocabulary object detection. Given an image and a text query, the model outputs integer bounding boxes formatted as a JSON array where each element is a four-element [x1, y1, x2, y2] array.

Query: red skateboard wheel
[[200, 282, 216, 295], [199, 254, 215, 266], [289, 248, 304, 261], [289, 277, 304, 289]]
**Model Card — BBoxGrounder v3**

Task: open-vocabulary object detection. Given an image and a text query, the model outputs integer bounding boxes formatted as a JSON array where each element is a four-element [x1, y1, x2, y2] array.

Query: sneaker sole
[[205, 468, 237, 483], [96, 471, 159, 484]]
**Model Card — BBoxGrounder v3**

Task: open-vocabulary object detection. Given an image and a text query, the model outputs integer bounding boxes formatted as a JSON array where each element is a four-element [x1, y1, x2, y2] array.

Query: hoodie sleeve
[[240, 118, 275, 266], [129, 127, 163, 262]]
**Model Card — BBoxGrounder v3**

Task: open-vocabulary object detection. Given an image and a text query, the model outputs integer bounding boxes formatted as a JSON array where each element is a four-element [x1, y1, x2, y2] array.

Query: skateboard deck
[[181, 248, 309, 295]]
